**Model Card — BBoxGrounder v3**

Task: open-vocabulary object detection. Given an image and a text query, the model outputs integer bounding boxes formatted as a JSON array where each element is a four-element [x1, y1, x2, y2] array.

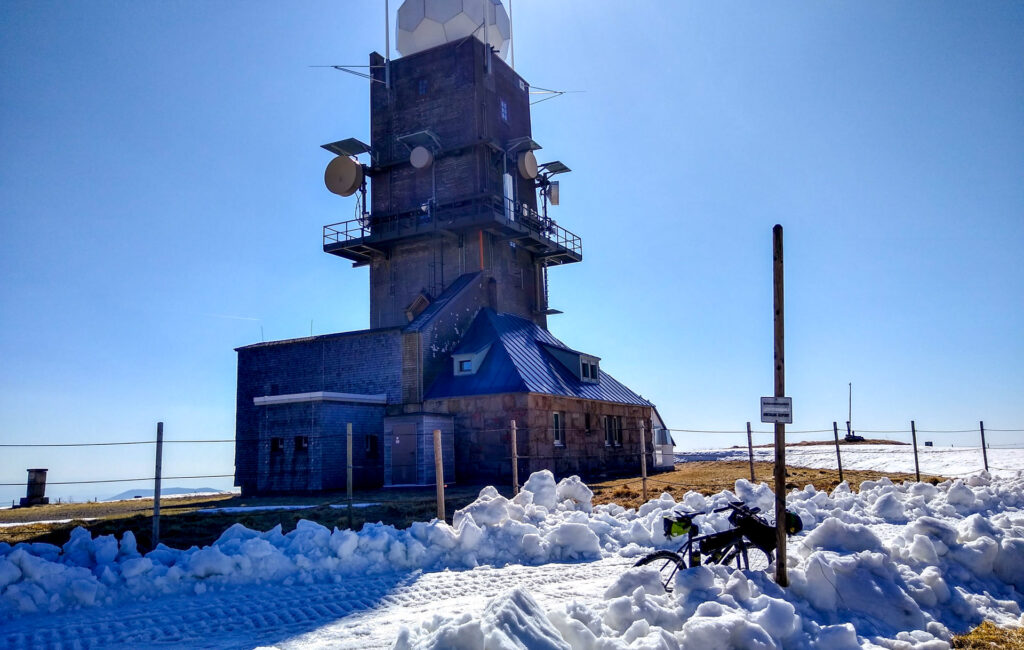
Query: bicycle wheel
[[722, 543, 772, 572], [743, 545, 772, 572], [634, 550, 687, 591]]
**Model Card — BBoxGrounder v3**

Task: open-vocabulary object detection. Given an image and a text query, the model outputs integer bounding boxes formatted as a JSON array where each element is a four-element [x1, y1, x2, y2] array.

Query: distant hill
[[105, 487, 229, 501]]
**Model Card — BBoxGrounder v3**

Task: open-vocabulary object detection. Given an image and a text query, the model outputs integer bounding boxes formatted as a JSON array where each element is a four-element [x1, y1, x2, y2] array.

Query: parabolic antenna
[[324, 155, 364, 197], [517, 150, 538, 179], [397, 0, 511, 60], [410, 145, 434, 169]]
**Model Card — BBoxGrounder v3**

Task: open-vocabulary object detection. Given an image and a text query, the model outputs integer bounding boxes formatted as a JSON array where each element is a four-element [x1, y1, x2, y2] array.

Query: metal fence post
[[510, 419, 519, 496], [832, 421, 844, 484], [979, 421, 988, 472], [434, 429, 445, 521], [152, 422, 163, 548], [640, 421, 648, 502], [910, 420, 921, 482], [346, 422, 353, 529], [746, 421, 755, 482]]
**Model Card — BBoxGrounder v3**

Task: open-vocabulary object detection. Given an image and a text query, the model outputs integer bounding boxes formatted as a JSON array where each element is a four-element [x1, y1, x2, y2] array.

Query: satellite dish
[[517, 150, 538, 179], [324, 155, 363, 197], [549, 181, 560, 206], [410, 145, 434, 169]]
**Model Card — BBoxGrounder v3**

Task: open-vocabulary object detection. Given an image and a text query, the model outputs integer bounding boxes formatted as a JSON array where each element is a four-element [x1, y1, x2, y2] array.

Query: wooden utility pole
[[746, 422, 755, 482], [152, 421, 164, 548], [772, 224, 788, 587]]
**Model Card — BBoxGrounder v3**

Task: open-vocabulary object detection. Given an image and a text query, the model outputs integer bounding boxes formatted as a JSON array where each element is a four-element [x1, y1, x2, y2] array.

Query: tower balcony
[[323, 195, 582, 266]]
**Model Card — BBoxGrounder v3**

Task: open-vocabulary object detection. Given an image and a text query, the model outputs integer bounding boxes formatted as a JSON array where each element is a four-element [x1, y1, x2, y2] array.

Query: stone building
[[233, 2, 672, 496]]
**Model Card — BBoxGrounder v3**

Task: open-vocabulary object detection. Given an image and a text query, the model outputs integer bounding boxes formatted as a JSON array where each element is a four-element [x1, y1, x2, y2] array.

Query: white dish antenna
[[410, 145, 434, 169], [324, 156, 364, 197], [397, 0, 511, 60], [517, 150, 538, 179]]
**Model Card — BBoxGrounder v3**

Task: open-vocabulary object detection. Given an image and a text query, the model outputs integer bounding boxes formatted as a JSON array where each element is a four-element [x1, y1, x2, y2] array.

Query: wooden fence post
[[746, 421, 755, 482], [152, 422, 163, 548], [510, 420, 519, 496], [910, 420, 920, 482], [640, 421, 648, 502], [346, 422, 353, 529], [832, 421, 844, 484], [434, 429, 445, 521], [979, 421, 988, 472]]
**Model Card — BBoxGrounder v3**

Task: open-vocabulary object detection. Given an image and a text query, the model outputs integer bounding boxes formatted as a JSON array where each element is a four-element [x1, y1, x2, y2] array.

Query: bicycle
[[633, 502, 803, 592]]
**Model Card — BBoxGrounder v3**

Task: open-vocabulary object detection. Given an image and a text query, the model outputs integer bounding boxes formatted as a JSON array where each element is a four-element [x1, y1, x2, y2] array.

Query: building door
[[392, 423, 417, 485]]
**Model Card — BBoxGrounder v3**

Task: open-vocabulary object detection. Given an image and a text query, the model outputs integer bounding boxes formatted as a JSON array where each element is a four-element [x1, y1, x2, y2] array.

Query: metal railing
[[322, 195, 583, 259]]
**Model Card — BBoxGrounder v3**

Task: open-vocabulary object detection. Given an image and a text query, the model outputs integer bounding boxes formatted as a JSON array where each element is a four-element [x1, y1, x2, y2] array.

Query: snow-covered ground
[[2, 468, 1023, 648], [677, 444, 1024, 479]]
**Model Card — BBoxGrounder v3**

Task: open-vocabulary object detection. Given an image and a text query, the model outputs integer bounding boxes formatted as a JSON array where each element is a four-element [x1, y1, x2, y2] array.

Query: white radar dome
[[397, 0, 511, 60]]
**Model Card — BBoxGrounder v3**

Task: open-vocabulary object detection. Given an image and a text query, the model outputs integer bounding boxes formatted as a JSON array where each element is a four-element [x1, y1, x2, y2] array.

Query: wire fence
[[2, 420, 1021, 524]]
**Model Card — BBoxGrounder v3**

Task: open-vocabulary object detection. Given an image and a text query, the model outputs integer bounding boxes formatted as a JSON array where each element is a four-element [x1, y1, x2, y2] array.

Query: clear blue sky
[[2, 2, 1022, 503]]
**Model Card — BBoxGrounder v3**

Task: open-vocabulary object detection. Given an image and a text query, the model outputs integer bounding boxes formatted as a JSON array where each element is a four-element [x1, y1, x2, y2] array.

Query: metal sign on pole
[[760, 397, 793, 424], [771, 224, 788, 588]]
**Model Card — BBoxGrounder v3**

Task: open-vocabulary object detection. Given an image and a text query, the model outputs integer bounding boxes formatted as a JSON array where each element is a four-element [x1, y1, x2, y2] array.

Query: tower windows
[[500, 99, 509, 122]]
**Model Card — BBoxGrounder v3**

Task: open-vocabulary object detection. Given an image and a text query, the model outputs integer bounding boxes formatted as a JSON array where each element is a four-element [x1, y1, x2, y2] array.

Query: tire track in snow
[[1, 557, 637, 649]]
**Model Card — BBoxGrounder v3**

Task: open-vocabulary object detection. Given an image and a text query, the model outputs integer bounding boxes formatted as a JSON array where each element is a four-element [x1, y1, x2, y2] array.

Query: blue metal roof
[[425, 309, 652, 406], [405, 272, 481, 332]]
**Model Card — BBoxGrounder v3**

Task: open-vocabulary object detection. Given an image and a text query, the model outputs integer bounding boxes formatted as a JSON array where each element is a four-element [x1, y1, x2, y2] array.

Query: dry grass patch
[[952, 621, 1024, 648], [590, 461, 945, 510], [0, 485, 511, 550]]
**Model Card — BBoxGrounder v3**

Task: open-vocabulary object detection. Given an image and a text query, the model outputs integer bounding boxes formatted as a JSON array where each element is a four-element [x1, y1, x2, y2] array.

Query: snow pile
[[0, 470, 623, 618], [398, 471, 1024, 649], [2, 469, 1023, 648]]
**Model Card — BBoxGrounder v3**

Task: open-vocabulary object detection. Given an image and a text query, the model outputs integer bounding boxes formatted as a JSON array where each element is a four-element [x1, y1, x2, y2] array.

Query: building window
[[295, 436, 309, 451], [584, 413, 592, 434], [500, 99, 508, 122], [553, 412, 565, 446], [579, 357, 600, 384], [366, 434, 379, 459], [604, 416, 614, 447], [270, 437, 284, 453], [459, 359, 472, 373], [418, 78, 428, 95], [614, 416, 624, 447]]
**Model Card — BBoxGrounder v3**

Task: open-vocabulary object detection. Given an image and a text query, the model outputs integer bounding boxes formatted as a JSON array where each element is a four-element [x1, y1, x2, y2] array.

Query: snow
[[677, 444, 1024, 479], [2, 468, 1023, 649], [0, 518, 97, 528]]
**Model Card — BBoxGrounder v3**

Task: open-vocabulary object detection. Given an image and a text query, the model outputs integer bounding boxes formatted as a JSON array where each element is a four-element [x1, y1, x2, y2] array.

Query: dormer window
[[454, 344, 491, 377], [579, 356, 600, 384], [539, 342, 601, 383]]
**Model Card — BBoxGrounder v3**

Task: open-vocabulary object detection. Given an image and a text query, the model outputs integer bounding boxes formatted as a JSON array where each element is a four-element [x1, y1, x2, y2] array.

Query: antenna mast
[[384, 0, 391, 89], [848, 382, 852, 431], [509, 0, 515, 69]]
